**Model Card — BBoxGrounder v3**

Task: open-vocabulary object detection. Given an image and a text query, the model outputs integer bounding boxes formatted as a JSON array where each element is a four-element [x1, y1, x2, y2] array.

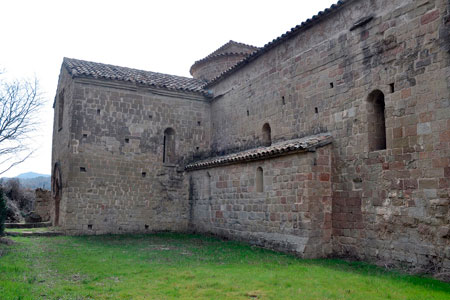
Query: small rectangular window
[[389, 83, 395, 93]]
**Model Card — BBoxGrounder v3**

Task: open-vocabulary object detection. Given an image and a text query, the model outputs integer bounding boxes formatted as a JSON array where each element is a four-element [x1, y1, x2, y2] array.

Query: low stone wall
[[189, 145, 332, 258]]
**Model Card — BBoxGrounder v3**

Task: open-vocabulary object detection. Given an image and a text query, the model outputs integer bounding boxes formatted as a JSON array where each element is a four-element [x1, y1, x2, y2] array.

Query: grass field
[[0, 233, 449, 300]]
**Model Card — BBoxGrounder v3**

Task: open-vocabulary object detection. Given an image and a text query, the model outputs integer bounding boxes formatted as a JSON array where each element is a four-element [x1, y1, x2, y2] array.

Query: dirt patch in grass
[[0, 237, 15, 246]]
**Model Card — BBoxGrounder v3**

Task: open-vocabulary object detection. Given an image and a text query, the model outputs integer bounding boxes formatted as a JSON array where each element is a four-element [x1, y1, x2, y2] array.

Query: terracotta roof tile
[[63, 58, 210, 96], [208, 40, 259, 57], [190, 41, 259, 76], [185, 133, 332, 171]]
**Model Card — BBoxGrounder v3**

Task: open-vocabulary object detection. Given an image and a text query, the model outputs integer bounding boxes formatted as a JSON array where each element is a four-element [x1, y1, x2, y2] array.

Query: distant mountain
[[16, 172, 50, 179], [19, 176, 51, 190], [0, 172, 51, 190]]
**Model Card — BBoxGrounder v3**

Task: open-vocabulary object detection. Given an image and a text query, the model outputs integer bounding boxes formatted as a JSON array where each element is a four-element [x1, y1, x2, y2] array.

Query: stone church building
[[52, 0, 450, 273]]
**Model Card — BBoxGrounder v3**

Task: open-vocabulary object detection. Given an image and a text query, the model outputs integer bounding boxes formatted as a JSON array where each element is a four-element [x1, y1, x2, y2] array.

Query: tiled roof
[[190, 41, 259, 76], [208, 40, 259, 58], [204, 0, 349, 88], [185, 133, 332, 171], [63, 58, 209, 96], [192, 52, 251, 67]]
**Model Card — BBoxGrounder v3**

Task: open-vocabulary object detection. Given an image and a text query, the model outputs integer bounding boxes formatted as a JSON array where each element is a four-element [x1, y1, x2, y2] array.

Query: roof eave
[[185, 134, 333, 171], [62, 58, 211, 98]]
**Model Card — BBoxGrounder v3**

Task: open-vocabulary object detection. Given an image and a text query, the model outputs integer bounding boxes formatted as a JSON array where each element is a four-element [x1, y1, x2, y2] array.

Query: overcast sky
[[0, 0, 336, 177]]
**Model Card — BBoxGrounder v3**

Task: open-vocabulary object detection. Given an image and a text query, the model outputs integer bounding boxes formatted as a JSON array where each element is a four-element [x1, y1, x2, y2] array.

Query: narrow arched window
[[163, 128, 175, 163], [367, 90, 386, 151], [262, 123, 271, 146], [256, 167, 264, 192], [205, 171, 211, 198], [58, 89, 64, 131]]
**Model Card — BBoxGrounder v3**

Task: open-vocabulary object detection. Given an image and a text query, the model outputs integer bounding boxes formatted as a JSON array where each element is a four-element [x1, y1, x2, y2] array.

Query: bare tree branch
[[0, 72, 42, 175], [0, 151, 34, 176]]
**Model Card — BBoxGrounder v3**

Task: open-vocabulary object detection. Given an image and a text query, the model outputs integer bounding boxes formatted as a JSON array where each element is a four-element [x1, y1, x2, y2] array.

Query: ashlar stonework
[[34, 188, 51, 222], [52, 0, 450, 275]]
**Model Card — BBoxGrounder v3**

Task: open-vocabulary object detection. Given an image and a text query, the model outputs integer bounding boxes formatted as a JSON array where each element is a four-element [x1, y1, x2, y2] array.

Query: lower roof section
[[185, 133, 332, 171]]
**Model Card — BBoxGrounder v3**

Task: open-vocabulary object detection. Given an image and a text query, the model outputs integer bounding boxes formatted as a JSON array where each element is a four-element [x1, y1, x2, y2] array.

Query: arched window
[[367, 90, 386, 151], [58, 89, 64, 130], [205, 171, 211, 198], [256, 167, 264, 192], [262, 123, 272, 146], [163, 128, 175, 163]]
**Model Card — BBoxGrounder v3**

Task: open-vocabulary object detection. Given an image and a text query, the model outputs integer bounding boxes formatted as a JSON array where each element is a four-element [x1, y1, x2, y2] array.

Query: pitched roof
[[208, 40, 259, 57], [185, 133, 332, 171], [63, 57, 209, 96], [63, 1, 350, 94], [204, 0, 350, 88], [190, 41, 259, 77]]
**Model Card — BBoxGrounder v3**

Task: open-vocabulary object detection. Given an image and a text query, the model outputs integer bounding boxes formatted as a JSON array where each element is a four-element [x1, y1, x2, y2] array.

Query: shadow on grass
[[25, 232, 450, 295], [302, 259, 450, 294]]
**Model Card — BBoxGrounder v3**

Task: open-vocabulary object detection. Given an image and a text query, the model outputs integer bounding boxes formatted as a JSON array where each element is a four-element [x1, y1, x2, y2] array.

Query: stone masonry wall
[[56, 77, 211, 234], [206, 0, 450, 272], [189, 146, 332, 258], [51, 67, 76, 227], [190, 54, 249, 82], [51, 0, 450, 275], [34, 188, 51, 222]]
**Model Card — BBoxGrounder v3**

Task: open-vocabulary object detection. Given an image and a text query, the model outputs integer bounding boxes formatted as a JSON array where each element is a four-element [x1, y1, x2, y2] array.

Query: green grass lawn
[[0, 233, 449, 300]]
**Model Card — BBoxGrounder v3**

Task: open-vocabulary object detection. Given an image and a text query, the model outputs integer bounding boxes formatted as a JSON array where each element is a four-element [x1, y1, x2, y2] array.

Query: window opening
[[206, 171, 212, 198], [389, 83, 395, 93], [256, 167, 264, 193], [367, 90, 386, 151], [163, 128, 176, 163], [262, 123, 272, 146], [58, 89, 64, 130]]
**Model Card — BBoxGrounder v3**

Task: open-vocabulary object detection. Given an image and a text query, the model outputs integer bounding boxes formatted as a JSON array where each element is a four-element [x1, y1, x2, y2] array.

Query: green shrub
[[0, 188, 6, 236]]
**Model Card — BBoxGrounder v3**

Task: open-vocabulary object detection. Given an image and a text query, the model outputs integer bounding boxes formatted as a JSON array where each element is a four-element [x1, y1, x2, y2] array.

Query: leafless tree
[[0, 73, 42, 175]]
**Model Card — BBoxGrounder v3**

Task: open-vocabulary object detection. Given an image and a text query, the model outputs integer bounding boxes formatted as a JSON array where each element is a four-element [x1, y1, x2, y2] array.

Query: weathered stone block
[[50, 0, 450, 276]]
